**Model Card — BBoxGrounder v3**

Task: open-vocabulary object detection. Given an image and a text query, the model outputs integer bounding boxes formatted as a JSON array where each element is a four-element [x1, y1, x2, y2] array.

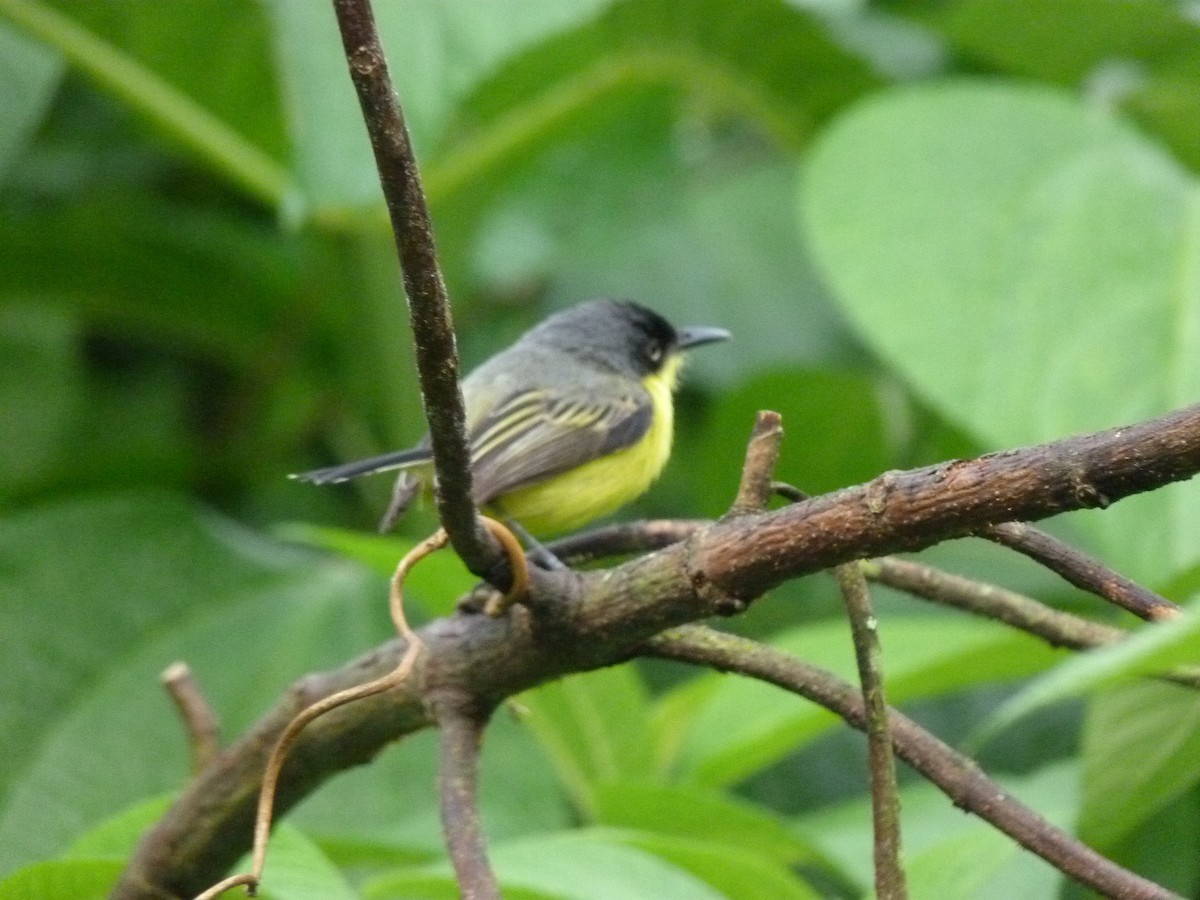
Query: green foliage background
[[3, 1, 1200, 897]]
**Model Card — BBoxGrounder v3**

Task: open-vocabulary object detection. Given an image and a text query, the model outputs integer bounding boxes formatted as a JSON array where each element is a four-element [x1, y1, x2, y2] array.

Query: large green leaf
[[0, 860, 123, 900], [0, 0, 292, 205], [1078, 681, 1200, 849], [976, 604, 1200, 742], [0, 18, 62, 183], [803, 81, 1200, 582], [517, 665, 656, 813], [365, 829, 726, 900], [591, 780, 822, 867], [932, 0, 1200, 171], [668, 616, 1063, 786], [798, 761, 1077, 899], [605, 829, 821, 900], [0, 492, 396, 874], [0, 304, 81, 491], [267, 0, 611, 212]]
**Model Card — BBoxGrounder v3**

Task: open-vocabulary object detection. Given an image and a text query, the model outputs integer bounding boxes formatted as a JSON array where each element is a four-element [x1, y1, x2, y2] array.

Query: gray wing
[[467, 380, 652, 504]]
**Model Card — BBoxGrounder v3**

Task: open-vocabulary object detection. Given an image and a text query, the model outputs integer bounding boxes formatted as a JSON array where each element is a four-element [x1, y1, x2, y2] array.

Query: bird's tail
[[290, 447, 430, 485]]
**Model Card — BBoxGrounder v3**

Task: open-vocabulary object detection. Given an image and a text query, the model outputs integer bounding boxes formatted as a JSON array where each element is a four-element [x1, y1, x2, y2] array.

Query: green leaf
[[273, 523, 477, 617], [932, 0, 1200, 172], [0, 859, 123, 900], [0, 18, 62, 184], [0, 0, 293, 205], [802, 81, 1200, 582], [606, 829, 822, 900], [0, 491, 392, 873], [1078, 681, 1200, 848], [975, 606, 1200, 743], [517, 666, 656, 813], [591, 780, 821, 867], [366, 829, 727, 900], [937, 0, 1197, 85], [439, 0, 877, 204], [267, 0, 609, 212], [64, 795, 174, 860], [669, 616, 1063, 786], [799, 761, 1078, 899], [0, 304, 82, 490], [250, 824, 358, 900]]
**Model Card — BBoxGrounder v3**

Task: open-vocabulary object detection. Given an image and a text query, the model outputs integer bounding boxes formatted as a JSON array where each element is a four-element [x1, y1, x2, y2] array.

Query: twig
[[863, 556, 1200, 689], [834, 565, 907, 899], [435, 695, 500, 900], [642, 624, 1180, 900], [728, 411, 784, 515], [980, 522, 1182, 621], [330, 0, 496, 575], [862, 556, 1126, 651], [546, 519, 707, 564], [160, 662, 221, 773]]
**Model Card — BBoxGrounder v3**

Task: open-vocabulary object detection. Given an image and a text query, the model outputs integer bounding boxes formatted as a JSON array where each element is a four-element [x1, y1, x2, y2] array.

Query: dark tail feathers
[[290, 447, 429, 485]]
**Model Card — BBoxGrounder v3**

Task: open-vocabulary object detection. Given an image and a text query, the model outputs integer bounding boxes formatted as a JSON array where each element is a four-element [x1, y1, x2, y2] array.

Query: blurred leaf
[[0, 19, 62, 183], [803, 80, 1200, 582], [64, 795, 173, 860], [937, 0, 1196, 85], [244, 825, 357, 900], [441, 0, 878, 199], [273, 523, 477, 617], [0, 304, 81, 490], [539, 164, 863, 389], [799, 761, 1077, 899], [1078, 681, 1200, 848], [591, 780, 823, 867], [366, 829, 726, 900], [1101, 787, 1200, 898], [0, 195, 301, 366], [976, 604, 1200, 744], [267, 0, 610, 212], [366, 871, 557, 900], [647, 674, 719, 775], [0, 491, 394, 873], [1, 0, 292, 205], [0, 859, 122, 900], [669, 616, 1063, 785], [932, 0, 1200, 171], [684, 367, 891, 503], [891, 827, 1019, 900], [607, 829, 822, 900], [518, 666, 656, 813]]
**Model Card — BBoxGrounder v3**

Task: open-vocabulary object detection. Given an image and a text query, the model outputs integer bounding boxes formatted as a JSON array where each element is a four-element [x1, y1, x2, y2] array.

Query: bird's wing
[[467, 382, 652, 503]]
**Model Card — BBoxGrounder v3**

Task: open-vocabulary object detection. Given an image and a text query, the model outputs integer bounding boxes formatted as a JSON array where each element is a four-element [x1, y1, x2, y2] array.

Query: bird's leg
[[490, 509, 567, 571]]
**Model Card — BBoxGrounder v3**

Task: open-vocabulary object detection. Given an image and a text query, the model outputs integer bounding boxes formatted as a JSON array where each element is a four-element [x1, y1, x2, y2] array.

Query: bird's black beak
[[675, 325, 732, 350]]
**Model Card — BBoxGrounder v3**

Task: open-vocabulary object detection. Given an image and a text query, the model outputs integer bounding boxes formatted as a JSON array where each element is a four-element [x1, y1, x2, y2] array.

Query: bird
[[293, 298, 730, 537]]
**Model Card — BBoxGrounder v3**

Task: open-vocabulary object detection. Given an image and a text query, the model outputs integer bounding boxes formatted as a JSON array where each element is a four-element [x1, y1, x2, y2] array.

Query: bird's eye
[[646, 341, 664, 365]]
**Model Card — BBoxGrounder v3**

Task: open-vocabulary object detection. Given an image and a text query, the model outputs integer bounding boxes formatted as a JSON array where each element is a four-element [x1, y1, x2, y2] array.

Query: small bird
[[294, 298, 730, 536]]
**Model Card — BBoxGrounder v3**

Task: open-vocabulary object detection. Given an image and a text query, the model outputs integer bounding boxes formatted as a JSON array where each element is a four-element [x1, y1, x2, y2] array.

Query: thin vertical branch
[[436, 697, 500, 900], [728, 411, 784, 515], [835, 563, 908, 899], [160, 662, 221, 773], [330, 0, 497, 575]]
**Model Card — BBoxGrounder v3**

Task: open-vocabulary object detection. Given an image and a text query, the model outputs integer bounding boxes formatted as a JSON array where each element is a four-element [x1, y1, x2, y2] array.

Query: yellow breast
[[494, 358, 680, 535]]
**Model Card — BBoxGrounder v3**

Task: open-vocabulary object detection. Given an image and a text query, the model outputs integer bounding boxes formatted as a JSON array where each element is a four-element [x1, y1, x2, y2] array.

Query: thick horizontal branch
[[116, 403, 1200, 898]]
